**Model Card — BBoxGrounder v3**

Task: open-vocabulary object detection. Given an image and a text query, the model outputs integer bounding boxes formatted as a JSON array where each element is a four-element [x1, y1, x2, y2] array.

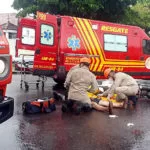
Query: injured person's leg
[[99, 100, 123, 108], [91, 99, 113, 115]]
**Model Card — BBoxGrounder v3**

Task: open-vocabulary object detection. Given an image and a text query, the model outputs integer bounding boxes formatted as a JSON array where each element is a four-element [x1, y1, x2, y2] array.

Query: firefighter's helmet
[[80, 57, 91, 64], [104, 68, 112, 78]]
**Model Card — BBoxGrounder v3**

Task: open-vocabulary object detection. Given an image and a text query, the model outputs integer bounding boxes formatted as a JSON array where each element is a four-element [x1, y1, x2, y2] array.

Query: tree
[[121, 0, 150, 34], [12, 0, 59, 17], [12, 0, 137, 23]]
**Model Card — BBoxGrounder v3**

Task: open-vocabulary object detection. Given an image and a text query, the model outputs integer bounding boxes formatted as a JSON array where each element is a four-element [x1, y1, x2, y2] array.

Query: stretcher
[[18, 54, 47, 91]]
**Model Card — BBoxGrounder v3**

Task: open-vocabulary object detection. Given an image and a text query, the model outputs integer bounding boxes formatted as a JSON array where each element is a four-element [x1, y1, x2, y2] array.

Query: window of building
[[21, 27, 35, 45], [40, 24, 54, 46], [8, 32, 17, 39], [104, 34, 127, 52], [143, 40, 150, 54], [0, 30, 2, 36]]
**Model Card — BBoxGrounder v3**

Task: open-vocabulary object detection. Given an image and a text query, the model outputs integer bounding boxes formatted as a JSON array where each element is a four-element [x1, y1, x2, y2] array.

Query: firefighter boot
[[82, 103, 92, 112], [61, 100, 74, 113], [128, 96, 137, 109], [72, 102, 82, 115], [61, 103, 69, 113]]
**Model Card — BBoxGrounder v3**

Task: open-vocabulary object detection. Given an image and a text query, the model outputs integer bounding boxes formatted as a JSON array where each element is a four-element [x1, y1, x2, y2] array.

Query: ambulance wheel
[[53, 78, 64, 85]]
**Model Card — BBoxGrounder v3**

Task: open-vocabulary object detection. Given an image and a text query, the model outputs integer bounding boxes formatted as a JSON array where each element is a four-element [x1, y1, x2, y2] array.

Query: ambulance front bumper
[[0, 96, 14, 124]]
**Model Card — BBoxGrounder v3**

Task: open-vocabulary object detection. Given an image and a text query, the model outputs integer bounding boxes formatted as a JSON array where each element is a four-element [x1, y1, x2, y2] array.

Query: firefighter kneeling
[[62, 57, 113, 115], [99, 68, 139, 109]]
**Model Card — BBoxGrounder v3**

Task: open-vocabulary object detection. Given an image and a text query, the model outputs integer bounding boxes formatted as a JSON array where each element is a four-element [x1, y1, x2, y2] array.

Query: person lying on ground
[[88, 92, 124, 114], [91, 98, 114, 114]]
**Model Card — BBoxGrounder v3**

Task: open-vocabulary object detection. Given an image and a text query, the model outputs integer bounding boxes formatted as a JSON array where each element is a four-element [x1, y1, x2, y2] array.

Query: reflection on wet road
[[0, 74, 150, 150]]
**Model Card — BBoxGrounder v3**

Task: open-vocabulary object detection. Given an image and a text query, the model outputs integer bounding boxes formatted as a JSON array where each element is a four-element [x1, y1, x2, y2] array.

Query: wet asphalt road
[[1, 74, 150, 150]]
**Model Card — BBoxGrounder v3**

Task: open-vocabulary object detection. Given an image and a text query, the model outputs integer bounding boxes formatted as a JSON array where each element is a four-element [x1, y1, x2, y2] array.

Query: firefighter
[[99, 68, 139, 109], [63, 58, 81, 100], [62, 57, 113, 115]]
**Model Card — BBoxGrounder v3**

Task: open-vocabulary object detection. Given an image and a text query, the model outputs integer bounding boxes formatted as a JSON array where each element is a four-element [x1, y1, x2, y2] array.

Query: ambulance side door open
[[16, 18, 36, 57], [33, 12, 58, 77]]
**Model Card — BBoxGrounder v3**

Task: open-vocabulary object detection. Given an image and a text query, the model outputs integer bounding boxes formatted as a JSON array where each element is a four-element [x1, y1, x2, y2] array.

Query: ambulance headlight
[[0, 59, 5, 74], [0, 55, 11, 80], [145, 57, 150, 69]]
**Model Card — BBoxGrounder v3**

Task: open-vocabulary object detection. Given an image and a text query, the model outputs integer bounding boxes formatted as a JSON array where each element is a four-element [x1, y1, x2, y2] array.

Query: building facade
[[0, 13, 18, 59]]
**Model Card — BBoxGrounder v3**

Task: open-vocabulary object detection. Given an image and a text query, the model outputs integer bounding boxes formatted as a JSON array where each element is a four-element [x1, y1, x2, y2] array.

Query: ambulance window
[[40, 24, 54, 46], [104, 34, 127, 52], [9, 33, 16, 39], [22, 27, 35, 45], [143, 40, 150, 54]]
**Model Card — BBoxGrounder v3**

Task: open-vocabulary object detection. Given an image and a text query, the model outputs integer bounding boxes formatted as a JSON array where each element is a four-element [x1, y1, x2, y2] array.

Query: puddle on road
[[3, 74, 150, 150]]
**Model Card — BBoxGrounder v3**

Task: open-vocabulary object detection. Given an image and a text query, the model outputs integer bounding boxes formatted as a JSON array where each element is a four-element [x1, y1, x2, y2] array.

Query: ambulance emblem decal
[[67, 35, 80, 51], [44, 30, 52, 41]]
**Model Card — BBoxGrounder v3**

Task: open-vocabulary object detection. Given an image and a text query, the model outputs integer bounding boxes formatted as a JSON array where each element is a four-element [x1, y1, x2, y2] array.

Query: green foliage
[[12, 0, 136, 22], [122, 0, 150, 34], [12, 0, 150, 34]]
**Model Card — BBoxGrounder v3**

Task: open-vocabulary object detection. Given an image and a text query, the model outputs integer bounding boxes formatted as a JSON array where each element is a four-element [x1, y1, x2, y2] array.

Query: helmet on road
[[104, 68, 112, 78], [80, 57, 91, 64]]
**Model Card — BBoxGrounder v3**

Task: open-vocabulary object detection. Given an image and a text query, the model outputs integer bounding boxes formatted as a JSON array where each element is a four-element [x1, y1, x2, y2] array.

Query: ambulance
[[16, 11, 150, 84], [0, 26, 14, 123]]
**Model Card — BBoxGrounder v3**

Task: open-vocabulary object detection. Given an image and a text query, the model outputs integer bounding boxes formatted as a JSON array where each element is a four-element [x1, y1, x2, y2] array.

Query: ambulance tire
[[53, 78, 64, 85]]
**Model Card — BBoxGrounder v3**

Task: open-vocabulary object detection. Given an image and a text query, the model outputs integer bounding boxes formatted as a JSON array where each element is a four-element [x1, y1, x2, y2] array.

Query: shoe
[[75, 107, 82, 115], [128, 96, 137, 106], [108, 101, 113, 115], [82, 103, 92, 112], [73, 103, 82, 115]]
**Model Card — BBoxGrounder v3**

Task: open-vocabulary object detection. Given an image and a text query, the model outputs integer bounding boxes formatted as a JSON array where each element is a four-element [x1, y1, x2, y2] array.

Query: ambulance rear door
[[16, 18, 36, 57], [33, 12, 58, 76]]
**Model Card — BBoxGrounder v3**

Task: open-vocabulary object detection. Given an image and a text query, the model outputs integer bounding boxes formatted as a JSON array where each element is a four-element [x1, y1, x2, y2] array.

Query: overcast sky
[[0, 0, 17, 13]]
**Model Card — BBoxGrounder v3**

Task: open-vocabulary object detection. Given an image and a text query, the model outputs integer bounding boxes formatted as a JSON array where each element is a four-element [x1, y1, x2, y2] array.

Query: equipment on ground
[[22, 97, 56, 114]]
